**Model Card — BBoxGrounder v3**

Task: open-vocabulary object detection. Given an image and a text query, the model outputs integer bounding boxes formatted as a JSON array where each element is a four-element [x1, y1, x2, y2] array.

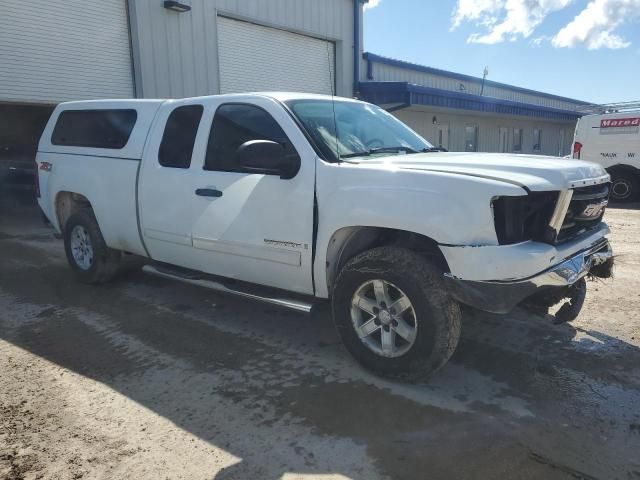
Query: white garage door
[[0, 0, 134, 104], [217, 16, 335, 95]]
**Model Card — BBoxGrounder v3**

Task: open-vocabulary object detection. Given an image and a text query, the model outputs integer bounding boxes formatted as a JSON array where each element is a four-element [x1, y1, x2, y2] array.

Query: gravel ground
[[0, 194, 639, 480]]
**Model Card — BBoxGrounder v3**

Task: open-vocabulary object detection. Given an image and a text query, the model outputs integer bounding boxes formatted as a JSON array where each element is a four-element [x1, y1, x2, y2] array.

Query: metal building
[[358, 54, 587, 157], [1, 0, 588, 180], [0, 0, 363, 182]]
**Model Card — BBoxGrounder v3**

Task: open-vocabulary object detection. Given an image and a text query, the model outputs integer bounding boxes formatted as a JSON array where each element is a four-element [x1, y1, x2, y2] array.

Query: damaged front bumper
[[444, 239, 613, 314]]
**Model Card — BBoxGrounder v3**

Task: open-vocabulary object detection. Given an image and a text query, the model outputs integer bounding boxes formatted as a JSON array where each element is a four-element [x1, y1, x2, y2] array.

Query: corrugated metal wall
[[0, 0, 134, 104], [395, 107, 575, 157], [129, 0, 354, 98], [370, 62, 580, 112]]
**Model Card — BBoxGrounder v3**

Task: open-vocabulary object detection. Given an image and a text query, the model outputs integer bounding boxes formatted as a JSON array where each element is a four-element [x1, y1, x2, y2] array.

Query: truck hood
[[350, 152, 609, 191]]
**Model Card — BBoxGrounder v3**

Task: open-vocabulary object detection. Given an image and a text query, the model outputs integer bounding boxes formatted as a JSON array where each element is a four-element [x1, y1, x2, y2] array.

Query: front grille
[[556, 183, 610, 243]]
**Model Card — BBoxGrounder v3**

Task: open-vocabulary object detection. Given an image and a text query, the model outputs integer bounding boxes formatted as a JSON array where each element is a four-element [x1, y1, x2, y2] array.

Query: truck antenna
[[326, 42, 341, 161]]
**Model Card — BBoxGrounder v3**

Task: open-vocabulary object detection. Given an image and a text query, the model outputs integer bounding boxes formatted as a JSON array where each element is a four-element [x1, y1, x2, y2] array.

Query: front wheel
[[332, 247, 461, 381]]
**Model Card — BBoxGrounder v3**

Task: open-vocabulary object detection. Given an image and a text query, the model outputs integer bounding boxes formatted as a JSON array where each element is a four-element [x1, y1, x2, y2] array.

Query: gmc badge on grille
[[579, 200, 608, 219]]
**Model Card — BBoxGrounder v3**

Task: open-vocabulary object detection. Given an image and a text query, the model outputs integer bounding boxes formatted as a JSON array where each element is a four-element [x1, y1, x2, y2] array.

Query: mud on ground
[[0, 196, 639, 479]]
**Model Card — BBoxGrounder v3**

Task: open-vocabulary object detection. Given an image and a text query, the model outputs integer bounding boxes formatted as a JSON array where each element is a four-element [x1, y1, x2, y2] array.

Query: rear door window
[[158, 105, 204, 168], [51, 109, 137, 149]]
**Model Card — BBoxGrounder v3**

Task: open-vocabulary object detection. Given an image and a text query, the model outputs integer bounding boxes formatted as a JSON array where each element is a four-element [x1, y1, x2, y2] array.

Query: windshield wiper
[[421, 147, 448, 152], [340, 146, 419, 159]]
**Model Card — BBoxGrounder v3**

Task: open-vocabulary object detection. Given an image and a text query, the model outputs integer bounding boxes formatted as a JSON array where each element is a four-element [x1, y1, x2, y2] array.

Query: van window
[[51, 109, 137, 149], [205, 103, 297, 173], [159, 105, 203, 169]]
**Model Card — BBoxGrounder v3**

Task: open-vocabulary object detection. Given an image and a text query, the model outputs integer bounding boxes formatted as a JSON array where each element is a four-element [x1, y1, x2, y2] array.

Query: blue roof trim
[[359, 81, 582, 122], [363, 53, 588, 106]]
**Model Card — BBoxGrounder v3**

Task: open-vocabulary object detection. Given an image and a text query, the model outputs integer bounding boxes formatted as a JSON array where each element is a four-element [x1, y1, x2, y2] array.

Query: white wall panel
[[395, 107, 575, 157], [0, 0, 134, 103]]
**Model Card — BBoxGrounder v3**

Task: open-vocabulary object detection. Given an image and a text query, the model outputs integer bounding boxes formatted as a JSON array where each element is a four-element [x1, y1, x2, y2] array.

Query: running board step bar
[[142, 265, 314, 313]]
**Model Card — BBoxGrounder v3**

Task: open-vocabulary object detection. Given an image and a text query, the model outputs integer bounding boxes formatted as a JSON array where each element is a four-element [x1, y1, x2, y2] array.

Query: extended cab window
[[205, 104, 297, 173], [159, 105, 203, 168], [51, 109, 137, 149]]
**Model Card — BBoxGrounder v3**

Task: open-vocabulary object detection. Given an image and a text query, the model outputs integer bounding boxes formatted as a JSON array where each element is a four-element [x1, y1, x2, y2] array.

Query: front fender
[[313, 162, 526, 298]]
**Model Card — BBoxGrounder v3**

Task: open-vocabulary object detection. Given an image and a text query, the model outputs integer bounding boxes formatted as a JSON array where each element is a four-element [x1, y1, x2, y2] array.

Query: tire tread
[[333, 246, 461, 381]]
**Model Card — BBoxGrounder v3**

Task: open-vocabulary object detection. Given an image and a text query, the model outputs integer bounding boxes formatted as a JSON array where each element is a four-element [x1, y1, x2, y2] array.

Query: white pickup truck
[[37, 93, 614, 380]]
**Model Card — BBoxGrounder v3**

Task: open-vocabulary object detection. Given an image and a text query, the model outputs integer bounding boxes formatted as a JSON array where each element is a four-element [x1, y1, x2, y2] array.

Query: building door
[[0, 0, 134, 103], [499, 127, 509, 153], [436, 124, 449, 150], [217, 16, 336, 96], [559, 130, 566, 156], [465, 125, 478, 152]]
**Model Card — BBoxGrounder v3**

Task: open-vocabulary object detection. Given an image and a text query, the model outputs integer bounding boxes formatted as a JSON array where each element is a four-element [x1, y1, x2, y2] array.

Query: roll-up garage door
[[0, 0, 134, 103], [217, 16, 336, 95]]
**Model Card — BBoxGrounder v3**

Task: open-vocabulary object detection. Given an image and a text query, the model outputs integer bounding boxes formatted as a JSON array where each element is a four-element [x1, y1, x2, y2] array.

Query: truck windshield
[[285, 99, 433, 161]]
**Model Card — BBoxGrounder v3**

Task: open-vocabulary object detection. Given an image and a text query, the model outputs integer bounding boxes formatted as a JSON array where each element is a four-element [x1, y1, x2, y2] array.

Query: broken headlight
[[492, 192, 559, 245]]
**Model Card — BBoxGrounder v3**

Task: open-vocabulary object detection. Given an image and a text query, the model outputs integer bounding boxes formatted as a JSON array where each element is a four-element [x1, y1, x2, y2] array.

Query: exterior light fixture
[[432, 116, 438, 125], [164, 1, 191, 13]]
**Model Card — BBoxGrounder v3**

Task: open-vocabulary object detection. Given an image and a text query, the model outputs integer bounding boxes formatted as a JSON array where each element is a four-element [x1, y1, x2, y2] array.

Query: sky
[[363, 0, 640, 104]]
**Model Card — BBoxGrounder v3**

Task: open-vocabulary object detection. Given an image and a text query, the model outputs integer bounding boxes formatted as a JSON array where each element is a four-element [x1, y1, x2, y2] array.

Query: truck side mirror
[[235, 140, 300, 179]]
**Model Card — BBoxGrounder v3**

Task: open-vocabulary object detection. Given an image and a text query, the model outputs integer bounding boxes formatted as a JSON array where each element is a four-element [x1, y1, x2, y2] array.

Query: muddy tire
[[63, 210, 121, 284], [332, 247, 461, 381], [609, 169, 638, 203]]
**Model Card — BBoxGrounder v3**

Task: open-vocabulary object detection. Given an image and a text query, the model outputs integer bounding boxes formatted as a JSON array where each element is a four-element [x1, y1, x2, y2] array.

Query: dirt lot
[[1, 194, 639, 480]]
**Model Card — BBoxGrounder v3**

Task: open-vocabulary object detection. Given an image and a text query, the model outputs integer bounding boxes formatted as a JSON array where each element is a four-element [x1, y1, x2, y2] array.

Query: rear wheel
[[609, 170, 638, 202], [63, 210, 121, 284], [332, 247, 461, 381]]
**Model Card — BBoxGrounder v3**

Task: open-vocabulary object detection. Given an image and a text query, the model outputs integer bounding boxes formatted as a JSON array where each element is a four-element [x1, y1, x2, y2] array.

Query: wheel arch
[[324, 226, 450, 295], [55, 191, 95, 232], [607, 164, 640, 175]]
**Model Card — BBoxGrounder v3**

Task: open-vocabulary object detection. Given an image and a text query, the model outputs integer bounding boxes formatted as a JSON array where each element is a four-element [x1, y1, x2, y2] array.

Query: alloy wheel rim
[[70, 225, 94, 270], [350, 279, 418, 358]]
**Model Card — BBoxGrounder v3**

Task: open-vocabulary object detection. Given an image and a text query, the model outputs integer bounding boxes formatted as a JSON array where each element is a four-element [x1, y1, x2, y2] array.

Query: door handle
[[195, 188, 223, 198]]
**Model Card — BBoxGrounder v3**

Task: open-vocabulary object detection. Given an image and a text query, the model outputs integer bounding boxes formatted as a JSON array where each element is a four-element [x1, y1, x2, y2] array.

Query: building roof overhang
[[359, 81, 582, 122]]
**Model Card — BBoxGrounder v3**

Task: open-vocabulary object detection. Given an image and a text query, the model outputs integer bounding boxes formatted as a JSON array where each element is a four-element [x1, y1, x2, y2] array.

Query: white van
[[573, 111, 640, 202]]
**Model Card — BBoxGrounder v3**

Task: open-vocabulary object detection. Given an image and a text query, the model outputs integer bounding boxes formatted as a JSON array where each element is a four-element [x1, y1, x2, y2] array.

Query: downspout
[[353, 0, 362, 98]]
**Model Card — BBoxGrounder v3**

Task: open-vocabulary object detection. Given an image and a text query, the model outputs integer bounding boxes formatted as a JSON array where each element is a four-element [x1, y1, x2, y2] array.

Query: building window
[[205, 103, 298, 173], [464, 126, 478, 152], [51, 109, 137, 149], [158, 105, 203, 169], [513, 128, 523, 152], [533, 128, 542, 152]]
